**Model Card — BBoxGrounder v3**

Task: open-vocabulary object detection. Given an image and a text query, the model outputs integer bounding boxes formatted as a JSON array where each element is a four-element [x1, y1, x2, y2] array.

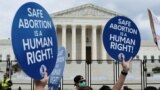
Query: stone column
[[81, 25, 86, 60], [62, 25, 66, 48], [92, 25, 97, 60], [54, 25, 57, 32], [72, 25, 76, 60], [101, 26, 107, 60]]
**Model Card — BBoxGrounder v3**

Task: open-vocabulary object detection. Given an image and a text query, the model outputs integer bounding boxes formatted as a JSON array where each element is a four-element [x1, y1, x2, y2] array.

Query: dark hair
[[78, 86, 93, 90], [144, 86, 157, 90], [7, 80, 13, 87], [74, 75, 84, 84], [123, 86, 133, 90], [18, 86, 22, 90], [99, 85, 111, 90]]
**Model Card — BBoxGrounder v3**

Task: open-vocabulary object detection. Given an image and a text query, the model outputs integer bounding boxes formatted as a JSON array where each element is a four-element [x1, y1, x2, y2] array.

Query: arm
[[34, 71, 48, 90], [112, 58, 131, 90]]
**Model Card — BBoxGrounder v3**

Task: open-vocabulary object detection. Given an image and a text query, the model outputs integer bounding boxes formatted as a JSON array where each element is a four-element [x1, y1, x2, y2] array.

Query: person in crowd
[[18, 86, 21, 90], [99, 85, 111, 90], [144, 86, 157, 90], [74, 58, 131, 90], [74, 75, 87, 89], [1, 73, 12, 90], [78, 86, 93, 90], [123, 86, 133, 90], [34, 58, 131, 90]]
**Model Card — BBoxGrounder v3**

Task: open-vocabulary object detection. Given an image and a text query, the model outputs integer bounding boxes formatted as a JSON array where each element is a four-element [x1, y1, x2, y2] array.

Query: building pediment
[[51, 3, 121, 18]]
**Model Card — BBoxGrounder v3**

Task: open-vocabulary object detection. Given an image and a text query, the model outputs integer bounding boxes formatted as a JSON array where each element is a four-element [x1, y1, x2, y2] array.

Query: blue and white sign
[[11, 2, 58, 80], [103, 16, 141, 61], [48, 47, 66, 90]]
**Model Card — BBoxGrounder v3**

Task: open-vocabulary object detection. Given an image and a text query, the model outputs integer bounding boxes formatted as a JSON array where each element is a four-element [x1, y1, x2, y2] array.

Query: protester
[[74, 75, 87, 89], [78, 86, 93, 90], [144, 86, 157, 90], [74, 58, 132, 90], [18, 86, 21, 90], [34, 58, 131, 90], [1, 73, 12, 90], [123, 86, 133, 90], [99, 85, 111, 90]]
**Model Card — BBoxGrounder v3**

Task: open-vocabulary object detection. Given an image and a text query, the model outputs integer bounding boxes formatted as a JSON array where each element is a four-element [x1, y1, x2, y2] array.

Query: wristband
[[121, 70, 128, 76]]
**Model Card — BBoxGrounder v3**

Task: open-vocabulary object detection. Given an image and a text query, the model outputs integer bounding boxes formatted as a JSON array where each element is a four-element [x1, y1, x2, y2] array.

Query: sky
[[0, 0, 160, 40]]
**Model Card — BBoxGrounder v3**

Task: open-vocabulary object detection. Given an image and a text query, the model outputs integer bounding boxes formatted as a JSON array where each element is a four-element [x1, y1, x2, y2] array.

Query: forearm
[[112, 73, 127, 90], [35, 86, 45, 90], [34, 80, 46, 90], [112, 58, 131, 90], [34, 71, 48, 90]]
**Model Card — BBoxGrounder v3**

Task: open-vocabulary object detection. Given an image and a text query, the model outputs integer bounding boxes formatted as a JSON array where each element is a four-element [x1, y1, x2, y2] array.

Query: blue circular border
[[103, 16, 141, 61], [11, 2, 58, 80]]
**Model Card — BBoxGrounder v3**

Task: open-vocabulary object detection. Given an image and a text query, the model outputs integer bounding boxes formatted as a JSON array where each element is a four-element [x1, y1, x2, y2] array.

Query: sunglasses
[[79, 80, 86, 83]]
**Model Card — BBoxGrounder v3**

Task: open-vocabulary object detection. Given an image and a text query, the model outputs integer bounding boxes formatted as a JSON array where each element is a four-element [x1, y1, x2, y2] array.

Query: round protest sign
[[11, 2, 58, 80], [103, 16, 141, 61]]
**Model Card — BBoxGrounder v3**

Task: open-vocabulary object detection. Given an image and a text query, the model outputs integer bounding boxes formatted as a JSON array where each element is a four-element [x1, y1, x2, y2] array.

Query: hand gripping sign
[[48, 47, 66, 90], [103, 16, 141, 61], [11, 2, 58, 80]]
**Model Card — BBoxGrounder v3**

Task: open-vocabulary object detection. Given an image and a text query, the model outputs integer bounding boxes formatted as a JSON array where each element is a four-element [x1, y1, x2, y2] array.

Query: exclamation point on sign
[[51, 48, 53, 58]]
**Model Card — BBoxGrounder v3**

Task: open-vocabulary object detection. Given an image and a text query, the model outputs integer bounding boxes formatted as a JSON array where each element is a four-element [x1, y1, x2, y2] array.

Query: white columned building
[[51, 3, 120, 61], [0, 3, 160, 63]]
